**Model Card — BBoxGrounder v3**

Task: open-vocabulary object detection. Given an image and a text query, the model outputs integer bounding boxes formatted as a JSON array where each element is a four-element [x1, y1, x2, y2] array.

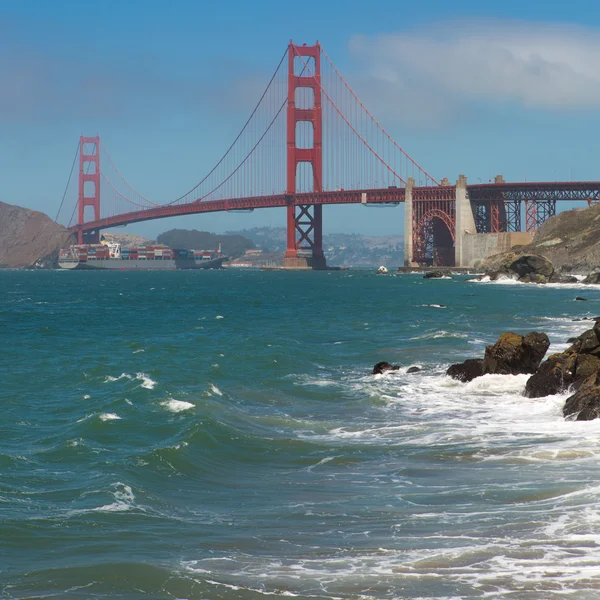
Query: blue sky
[[3, 0, 600, 238]]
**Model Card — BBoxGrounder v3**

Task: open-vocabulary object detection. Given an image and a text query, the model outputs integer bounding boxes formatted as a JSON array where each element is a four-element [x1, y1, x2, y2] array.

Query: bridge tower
[[284, 42, 326, 270], [77, 135, 101, 244]]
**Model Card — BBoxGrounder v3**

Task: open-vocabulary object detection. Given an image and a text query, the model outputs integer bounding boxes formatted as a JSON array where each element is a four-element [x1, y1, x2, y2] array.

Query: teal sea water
[[3, 269, 600, 599]]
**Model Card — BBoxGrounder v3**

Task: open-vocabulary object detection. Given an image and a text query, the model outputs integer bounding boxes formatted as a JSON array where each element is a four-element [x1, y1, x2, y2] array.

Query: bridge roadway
[[69, 181, 600, 238]]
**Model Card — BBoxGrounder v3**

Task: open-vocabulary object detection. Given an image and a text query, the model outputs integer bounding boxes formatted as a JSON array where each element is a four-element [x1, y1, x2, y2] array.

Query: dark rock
[[564, 372, 600, 420], [583, 272, 600, 284], [372, 361, 400, 375], [576, 328, 600, 353], [525, 353, 575, 398], [508, 254, 554, 279], [406, 366, 421, 374], [519, 273, 548, 284], [446, 359, 484, 383], [567, 337, 578, 344], [574, 354, 600, 384], [423, 271, 445, 279], [482, 331, 550, 376], [525, 326, 600, 398], [550, 274, 579, 283], [576, 296, 588, 301]]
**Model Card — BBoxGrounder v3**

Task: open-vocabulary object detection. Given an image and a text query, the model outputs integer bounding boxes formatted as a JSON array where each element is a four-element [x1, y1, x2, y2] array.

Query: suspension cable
[[320, 46, 439, 185], [55, 140, 80, 223]]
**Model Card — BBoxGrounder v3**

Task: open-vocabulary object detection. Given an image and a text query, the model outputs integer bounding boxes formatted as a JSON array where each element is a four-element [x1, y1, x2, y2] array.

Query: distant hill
[[102, 233, 153, 247], [0, 201, 73, 268], [227, 227, 404, 267], [156, 229, 255, 259]]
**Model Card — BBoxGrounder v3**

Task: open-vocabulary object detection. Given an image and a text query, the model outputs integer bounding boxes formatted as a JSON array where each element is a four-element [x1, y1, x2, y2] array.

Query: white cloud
[[348, 19, 600, 127]]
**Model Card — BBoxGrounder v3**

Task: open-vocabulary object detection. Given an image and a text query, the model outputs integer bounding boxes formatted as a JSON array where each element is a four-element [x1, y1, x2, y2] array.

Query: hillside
[[0, 201, 73, 268], [483, 204, 600, 274], [227, 227, 404, 267], [157, 229, 254, 259]]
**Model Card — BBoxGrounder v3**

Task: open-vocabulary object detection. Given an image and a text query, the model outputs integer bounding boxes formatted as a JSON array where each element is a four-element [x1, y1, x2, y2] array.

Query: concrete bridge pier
[[454, 174, 477, 267], [403, 177, 415, 267]]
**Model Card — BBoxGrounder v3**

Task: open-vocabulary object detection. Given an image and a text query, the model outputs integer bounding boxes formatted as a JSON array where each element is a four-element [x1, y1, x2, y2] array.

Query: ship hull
[[58, 257, 225, 270]]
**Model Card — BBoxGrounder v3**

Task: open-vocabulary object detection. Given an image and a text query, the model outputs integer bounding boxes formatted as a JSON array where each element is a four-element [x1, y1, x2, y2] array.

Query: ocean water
[[3, 268, 600, 599]]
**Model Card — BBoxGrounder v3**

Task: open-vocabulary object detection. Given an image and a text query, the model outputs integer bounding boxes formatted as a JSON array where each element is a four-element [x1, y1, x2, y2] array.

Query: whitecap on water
[[161, 398, 195, 413], [70, 482, 139, 515], [136, 372, 157, 389], [98, 412, 121, 421], [410, 330, 467, 341], [104, 373, 133, 383]]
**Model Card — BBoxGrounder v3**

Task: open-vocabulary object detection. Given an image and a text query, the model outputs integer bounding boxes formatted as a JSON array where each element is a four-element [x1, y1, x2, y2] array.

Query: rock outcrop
[[443, 322, 600, 421], [447, 331, 549, 382], [0, 201, 73, 268], [446, 359, 484, 382], [563, 372, 600, 420], [483, 332, 550, 375], [525, 323, 600, 398], [372, 361, 400, 375]]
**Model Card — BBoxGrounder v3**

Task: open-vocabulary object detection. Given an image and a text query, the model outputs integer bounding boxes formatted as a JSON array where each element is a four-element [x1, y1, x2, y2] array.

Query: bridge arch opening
[[294, 55, 315, 76], [295, 87, 314, 109], [295, 121, 314, 149], [83, 180, 96, 199], [415, 209, 455, 267], [295, 162, 315, 193]]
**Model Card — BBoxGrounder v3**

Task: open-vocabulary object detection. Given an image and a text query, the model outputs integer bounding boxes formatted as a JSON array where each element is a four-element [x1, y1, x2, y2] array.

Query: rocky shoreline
[[374, 321, 600, 422], [447, 322, 600, 421]]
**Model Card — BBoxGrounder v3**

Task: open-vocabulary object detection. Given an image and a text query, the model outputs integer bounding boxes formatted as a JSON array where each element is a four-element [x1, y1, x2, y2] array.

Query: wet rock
[[576, 328, 600, 353], [423, 271, 445, 279], [576, 296, 588, 301], [574, 354, 600, 383], [550, 274, 579, 284], [518, 272, 548, 284], [525, 326, 600, 398], [583, 272, 600, 284], [372, 361, 400, 375], [508, 254, 554, 280], [563, 372, 600, 420], [525, 353, 575, 398], [482, 331, 550, 376], [407, 366, 421, 374], [446, 359, 484, 383]]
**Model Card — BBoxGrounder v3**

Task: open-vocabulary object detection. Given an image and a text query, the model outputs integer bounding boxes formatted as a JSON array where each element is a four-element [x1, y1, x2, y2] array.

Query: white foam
[[104, 373, 133, 383], [410, 330, 467, 341], [216, 315, 225, 319], [210, 384, 223, 396], [99, 412, 121, 421], [72, 482, 139, 515], [136, 372, 157, 389], [161, 398, 195, 413]]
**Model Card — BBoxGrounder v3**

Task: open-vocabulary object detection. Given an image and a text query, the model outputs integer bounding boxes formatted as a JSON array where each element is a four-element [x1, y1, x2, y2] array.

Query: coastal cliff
[[0, 201, 73, 268], [483, 204, 600, 274]]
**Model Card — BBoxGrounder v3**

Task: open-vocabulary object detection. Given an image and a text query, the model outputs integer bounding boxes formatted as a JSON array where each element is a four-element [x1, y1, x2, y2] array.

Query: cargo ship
[[58, 239, 226, 270]]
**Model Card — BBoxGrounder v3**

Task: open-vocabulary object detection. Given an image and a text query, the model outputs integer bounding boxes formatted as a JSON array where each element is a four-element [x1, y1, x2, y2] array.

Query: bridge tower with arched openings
[[284, 42, 326, 269]]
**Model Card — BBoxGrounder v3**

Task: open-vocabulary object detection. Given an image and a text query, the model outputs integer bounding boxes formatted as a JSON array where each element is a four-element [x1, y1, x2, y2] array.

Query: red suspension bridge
[[57, 42, 600, 268]]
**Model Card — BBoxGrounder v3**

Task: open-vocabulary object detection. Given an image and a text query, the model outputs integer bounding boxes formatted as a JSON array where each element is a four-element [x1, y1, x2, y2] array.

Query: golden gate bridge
[[55, 42, 600, 268]]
